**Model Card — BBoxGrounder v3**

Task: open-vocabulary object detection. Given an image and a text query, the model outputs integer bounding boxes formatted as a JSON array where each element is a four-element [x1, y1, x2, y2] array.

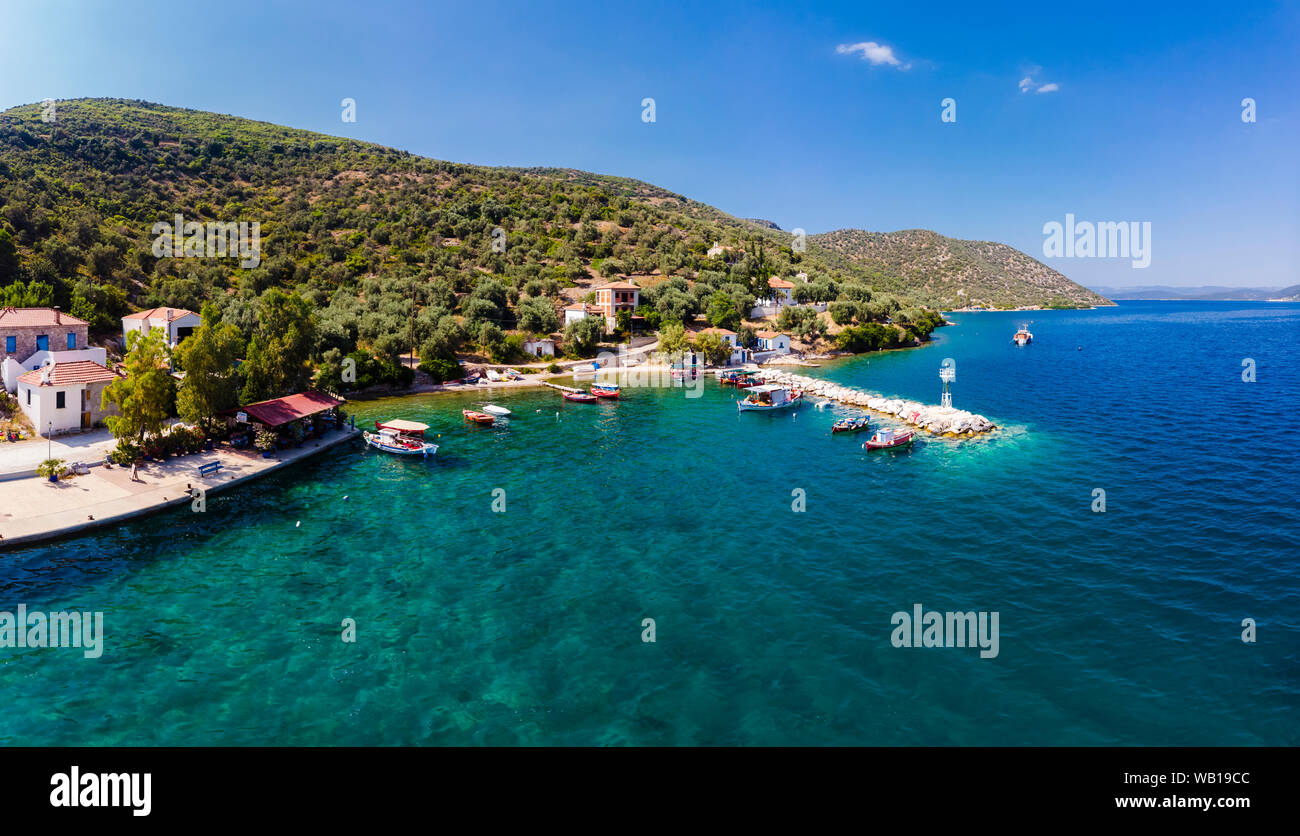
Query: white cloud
[[1019, 72, 1059, 94], [836, 41, 907, 69]]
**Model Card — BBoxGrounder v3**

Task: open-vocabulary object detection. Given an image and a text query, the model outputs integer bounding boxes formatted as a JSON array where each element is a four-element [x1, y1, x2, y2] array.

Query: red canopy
[[235, 391, 344, 428]]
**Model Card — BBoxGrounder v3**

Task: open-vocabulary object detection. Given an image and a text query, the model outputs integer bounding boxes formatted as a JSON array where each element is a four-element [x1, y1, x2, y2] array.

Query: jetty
[[542, 382, 585, 394], [757, 370, 997, 437]]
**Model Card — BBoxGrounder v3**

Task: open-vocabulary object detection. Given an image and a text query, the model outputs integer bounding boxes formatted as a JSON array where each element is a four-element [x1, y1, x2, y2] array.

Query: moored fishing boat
[[463, 409, 496, 424], [482, 404, 511, 417], [863, 427, 915, 451], [563, 391, 599, 403], [363, 420, 438, 457], [1013, 324, 1033, 346], [832, 417, 869, 434], [737, 384, 804, 412], [591, 383, 620, 399]]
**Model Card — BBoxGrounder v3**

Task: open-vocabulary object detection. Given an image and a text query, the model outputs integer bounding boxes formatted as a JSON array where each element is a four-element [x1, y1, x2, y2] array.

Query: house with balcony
[[592, 280, 641, 331], [0, 307, 98, 393], [122, 307, 200, 349]]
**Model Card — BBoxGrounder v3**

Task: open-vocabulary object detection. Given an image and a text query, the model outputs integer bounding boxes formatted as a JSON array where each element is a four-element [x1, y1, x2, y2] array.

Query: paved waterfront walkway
[[0, 427, 359, 548], [0, 429, 119, 479]]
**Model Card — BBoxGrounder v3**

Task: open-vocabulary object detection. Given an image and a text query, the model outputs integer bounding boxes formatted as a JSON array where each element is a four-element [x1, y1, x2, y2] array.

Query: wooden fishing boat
[[591, 383, 620, 399], [863, 427, 915, 451], [462, 372, 481, 384], [462, 409, 496, 424], [482, 404, 511, 417], [832, 417, 869, 434], [719, 369, 759, 388], [563, 391, 599, 403], [737, 385, 804, 412], [363, 420, 438, 457]]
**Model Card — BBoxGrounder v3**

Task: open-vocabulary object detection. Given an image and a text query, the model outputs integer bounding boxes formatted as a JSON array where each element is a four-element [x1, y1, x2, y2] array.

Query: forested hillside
[[0, 98, 1082, 393]]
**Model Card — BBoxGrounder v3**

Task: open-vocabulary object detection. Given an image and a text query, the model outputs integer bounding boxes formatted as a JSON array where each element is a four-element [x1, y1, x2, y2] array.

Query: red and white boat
[[463, 410, 496, 424], [863, 427, 915, 451], [591, 383, 620, 399]]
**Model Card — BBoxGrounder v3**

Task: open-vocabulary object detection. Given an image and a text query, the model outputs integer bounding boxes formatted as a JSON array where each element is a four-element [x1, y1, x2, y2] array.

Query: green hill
[[0, 98, 1091, 384], [811, 228, 1111, 309]]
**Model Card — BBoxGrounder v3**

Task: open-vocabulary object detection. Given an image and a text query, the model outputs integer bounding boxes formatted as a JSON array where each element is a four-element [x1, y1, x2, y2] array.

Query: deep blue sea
[[1, 301, 1296, 745]]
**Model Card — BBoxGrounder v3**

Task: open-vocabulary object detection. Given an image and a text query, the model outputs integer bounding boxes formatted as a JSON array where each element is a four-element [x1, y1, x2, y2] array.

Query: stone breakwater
[[758, 371, 997, 437]]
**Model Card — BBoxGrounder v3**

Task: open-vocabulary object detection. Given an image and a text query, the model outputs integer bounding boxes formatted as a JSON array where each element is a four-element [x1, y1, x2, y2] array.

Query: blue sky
[[2, 0, 1297, 289]]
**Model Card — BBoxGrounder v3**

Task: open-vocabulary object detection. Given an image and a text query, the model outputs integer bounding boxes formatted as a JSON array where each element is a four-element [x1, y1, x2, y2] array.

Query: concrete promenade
[[0, 427, 359, 548]]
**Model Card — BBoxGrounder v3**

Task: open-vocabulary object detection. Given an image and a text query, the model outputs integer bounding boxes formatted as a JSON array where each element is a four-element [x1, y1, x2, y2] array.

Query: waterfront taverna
[[221, 390, 345, 449]]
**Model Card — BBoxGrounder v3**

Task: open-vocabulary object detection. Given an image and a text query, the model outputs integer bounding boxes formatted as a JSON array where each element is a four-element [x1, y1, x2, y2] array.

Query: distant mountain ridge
[[809, 228, 1111, 309], [1090, 284, 1300, 302]]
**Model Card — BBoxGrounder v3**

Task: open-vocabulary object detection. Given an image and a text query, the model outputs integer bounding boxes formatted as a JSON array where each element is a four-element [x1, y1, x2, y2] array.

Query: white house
[[767, 278, 796, 305], [16, 360, 120, 435], [697, 327, 746, 365], [564, 302, 601, 327], [122, 307, 200, 348], [754, 331, 792, 361], [4, 346, 108, 394], [523, 337, 556, 358]]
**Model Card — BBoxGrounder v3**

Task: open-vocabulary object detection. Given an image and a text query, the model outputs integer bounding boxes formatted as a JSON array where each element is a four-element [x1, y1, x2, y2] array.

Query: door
[[80, 389, 91, 430]]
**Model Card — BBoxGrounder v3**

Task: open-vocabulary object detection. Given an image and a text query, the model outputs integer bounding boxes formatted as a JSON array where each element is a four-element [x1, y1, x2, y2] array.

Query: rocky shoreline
[[758, 370, 997, 437]]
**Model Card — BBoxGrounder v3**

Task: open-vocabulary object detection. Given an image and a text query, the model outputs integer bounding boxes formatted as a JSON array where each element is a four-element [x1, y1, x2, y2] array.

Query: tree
[[0, 229, 19, 283], [175, 303, 244, 434], [694, 331, 733, 366], [516, 295, 559, 335], [706, 291, 740, 331], [102, 327, 175, 444], [240, 289, 318, 403], [657, 321, 688, 359], [564, 315, 603, 357]]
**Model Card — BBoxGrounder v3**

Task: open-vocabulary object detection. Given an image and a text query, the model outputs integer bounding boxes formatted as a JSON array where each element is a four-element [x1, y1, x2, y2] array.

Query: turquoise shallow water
[[0, 301, 1296, 745]]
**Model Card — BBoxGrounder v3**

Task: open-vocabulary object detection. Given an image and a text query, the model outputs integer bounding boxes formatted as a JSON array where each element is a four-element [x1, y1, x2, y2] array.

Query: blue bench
[[197, 461, 222, 477]]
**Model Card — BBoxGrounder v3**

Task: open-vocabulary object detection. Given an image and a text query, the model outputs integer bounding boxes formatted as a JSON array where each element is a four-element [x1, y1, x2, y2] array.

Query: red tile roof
[[231, 391, 345, 428], [122, 307, 198, 322], [0, 307, 88, 328], [594, 281, 640, 290], [17, 360, 119, 387], [756, 331, 787, 339], [768, 279, 795, 289]]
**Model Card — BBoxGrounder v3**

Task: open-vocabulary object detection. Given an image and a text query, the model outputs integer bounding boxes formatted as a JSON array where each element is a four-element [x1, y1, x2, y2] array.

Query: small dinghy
[[563, 391, 598, 403], [832, 417, 869, 434], [486, 369, 502, 382], [463, 410, 496, 424], [482, 404, 511, 417], [863, 427, 915, 451], [591, 383, 620, 399]]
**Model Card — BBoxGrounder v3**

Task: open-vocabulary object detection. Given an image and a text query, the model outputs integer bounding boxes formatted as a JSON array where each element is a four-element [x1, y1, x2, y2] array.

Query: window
[[67, 333, 77, 349], [56, 391, 65, 409], [36, 335, 48, 352], [26, 388, 30, 405], [3, 336, 13, 353]]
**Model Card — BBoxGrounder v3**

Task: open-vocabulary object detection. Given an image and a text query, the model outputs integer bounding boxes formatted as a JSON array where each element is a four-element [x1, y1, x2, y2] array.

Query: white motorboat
[[363, 420, 439, 457]]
